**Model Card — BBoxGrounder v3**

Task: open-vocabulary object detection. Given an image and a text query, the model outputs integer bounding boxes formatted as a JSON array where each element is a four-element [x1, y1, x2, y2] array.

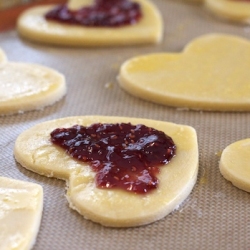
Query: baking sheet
[[1, 0, 250, 249]]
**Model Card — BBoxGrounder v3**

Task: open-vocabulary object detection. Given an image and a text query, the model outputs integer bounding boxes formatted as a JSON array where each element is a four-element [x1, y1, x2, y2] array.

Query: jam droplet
[[50, 123, 176, 194], [45, 0, 142, 27]]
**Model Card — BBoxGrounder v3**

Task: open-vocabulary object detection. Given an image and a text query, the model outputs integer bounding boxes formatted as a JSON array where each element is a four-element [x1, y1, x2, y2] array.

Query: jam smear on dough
[[50, 123, 176, 194], [45, 0, 142, 27]]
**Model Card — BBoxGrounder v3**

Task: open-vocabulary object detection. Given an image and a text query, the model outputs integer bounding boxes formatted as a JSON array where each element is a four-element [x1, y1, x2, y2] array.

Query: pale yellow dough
[[17, 0, 163, 47], [0, 48, 7, 64], [0, 50, 66, 115], [220, 139, 250, 192], [14, 116, 198, 227], [205, 0, 250, 23], [0, 176, 43, 250], [183, 0, 203, 3], [118, 33, 250, 111]]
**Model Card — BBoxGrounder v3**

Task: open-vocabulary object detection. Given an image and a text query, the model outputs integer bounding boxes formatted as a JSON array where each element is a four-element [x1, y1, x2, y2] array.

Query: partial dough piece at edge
[[205, 0, 250, 24], [220, 138, 250, 192], [0, 48, 7, 64], [0, 176, 43, 250]]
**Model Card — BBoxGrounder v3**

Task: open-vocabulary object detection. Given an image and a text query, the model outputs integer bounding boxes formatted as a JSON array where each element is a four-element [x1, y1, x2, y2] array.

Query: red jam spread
[[45, 0, 142, 27], [50, 123, 176, 194]]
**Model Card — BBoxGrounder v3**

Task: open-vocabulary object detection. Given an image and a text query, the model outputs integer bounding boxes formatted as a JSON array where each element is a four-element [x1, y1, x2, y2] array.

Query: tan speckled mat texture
[[1, 0, 250, 249]]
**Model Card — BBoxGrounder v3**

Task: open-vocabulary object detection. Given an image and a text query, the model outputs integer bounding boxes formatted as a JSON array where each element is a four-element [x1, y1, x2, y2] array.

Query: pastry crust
[[220, 139, 250, 192], [0, 176, 43, 250], [205, 0, 250, 23], [0, 52, 66, 115], [14, 116, 199, 227], [17, 0, 163, 46], [118, 33, 250, 111]]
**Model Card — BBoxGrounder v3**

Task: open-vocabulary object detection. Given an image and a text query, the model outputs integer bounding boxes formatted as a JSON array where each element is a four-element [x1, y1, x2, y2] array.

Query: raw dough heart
[[220, 139, 250, 192], [17, 0, 163, 47], [205, 0, 250, 23], [14, 116, 198, 227], [0, 49, 66, 115], [0, 176, 43, 250], [118, 33, 250, 111]]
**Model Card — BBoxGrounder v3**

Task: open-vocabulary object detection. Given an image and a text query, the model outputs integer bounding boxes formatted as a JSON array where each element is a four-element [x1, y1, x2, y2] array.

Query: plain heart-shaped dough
[[220, 139, 250, 192], [0, 49, 66, 115], [0, 176, 43, 250], [205, 0, 250, 23], [14, 116, 198, 227], [17, 0, 163, 47], [118, 33, 250, 111]]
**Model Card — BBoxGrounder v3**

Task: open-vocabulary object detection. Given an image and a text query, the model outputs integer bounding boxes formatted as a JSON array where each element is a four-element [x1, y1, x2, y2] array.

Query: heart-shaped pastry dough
[[220, 139, 250, 192], [0, 49, 66, 115], [17, 0, 163, 47], [14, 116, 198, 227], [118, 33, 250, 111], [205, 0, 250, 23], [0, 176, 43, 250]]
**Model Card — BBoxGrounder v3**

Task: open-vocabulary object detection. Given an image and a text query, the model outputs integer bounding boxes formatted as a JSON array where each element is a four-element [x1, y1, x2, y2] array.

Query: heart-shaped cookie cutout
[[14, 116, 198, 227], [0, 176, 43, 250], [0, 48, 66, 115], [118, 34, 250, 111], [220, 138, 250, 192], [205, 0, 250, 23], [17, 0, 163, 46]]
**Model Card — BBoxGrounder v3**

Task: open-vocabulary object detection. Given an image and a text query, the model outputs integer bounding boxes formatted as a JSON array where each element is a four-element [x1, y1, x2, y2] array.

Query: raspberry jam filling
[[45, 0, 142, 27], [50, 123, 176, 194]]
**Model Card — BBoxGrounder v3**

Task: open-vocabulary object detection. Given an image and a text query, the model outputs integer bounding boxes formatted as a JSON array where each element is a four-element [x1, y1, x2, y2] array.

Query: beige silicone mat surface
[[1, 0, 250, 249]]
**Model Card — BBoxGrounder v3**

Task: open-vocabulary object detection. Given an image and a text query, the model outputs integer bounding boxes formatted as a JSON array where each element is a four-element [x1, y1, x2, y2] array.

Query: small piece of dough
[[0, 176, 43, 250], [14, 116, 198, 227], [17, 0, 163, 47], [0, 49, 66, 115], [205, 0, 250, 23], [0, 48, 7, 64], [183, 0, 203, 3], [118, 33, 250, 111], [220, 139, 250, 192]]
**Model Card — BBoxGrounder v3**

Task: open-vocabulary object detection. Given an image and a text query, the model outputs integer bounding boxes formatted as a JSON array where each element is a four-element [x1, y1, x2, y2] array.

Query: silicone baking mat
[[1, 0, 250, 249]]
